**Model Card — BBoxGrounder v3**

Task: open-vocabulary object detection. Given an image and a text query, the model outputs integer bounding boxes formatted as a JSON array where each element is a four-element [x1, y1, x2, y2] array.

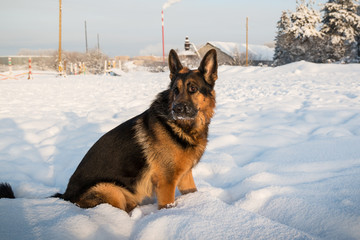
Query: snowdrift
[[1, 62, 360, 239]]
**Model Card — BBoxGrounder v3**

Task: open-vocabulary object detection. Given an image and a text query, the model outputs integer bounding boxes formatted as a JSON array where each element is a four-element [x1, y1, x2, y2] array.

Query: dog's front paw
[[158, 202, 177, 210]]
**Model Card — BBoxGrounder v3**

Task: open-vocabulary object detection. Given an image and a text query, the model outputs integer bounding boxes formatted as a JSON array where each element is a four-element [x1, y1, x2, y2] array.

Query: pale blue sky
[[0, 0, 326, 57]]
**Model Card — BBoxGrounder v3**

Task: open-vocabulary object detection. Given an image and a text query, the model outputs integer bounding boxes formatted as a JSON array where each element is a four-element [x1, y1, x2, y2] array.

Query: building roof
[[205, 41, 274, 61], [177, 50, 198, 56]]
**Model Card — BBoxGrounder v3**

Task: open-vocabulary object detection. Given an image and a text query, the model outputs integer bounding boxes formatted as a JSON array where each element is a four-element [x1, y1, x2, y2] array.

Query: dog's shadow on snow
[[0, 118, 46, 197], [0, 113, 105, 197], [52, 112, 104, 192]]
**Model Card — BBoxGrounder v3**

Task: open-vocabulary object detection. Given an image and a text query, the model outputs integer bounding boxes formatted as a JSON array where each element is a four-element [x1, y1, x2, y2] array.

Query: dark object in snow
[[0, 182, 15, 199]]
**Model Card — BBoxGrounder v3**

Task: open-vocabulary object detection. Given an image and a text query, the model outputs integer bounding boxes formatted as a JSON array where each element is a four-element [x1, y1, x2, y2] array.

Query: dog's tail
[[51, 192, 64, 198], [0, 182, 15, 199], [0, 182, 65, 199]]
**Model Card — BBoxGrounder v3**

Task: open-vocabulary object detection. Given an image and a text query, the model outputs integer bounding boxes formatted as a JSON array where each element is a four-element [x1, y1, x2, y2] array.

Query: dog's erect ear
[[198, 49, 218, 86], [168, 49, 183, 80]]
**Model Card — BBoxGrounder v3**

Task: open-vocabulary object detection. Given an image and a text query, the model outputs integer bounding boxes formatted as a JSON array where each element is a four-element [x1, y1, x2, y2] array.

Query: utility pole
[[58, 0, 62, 67], [85, 21, 88, 53], [97, 34, 100, 53], [246, 17, 249, 67], [161, 10, 165, 63]]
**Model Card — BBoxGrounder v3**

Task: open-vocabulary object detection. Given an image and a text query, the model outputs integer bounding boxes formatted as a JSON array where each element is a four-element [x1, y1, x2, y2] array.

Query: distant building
[[114, 56, 130, 62], [198, 42, 235, 65], [184, 36, 191, 51], [198, 42, 274, 66], [177, 37, 201, 67]]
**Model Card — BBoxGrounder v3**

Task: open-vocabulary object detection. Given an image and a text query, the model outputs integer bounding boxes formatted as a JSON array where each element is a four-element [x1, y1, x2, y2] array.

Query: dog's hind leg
[[177, 170, 197, 195], [76, 183, 137, 212]]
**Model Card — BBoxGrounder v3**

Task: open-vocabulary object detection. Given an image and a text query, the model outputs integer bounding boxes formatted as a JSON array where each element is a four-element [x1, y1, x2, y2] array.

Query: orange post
[[28, 57, 32, 80]]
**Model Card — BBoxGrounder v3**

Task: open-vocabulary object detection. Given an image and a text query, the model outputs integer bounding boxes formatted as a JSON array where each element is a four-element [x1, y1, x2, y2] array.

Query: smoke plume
[[162, 0, 181, 10]]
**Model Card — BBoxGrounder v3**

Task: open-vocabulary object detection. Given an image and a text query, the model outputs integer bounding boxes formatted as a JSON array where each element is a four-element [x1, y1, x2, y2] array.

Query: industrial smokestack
[[85, 21, 88, 53], [161, 0, 182, 63], [184, 36, 190, 51]]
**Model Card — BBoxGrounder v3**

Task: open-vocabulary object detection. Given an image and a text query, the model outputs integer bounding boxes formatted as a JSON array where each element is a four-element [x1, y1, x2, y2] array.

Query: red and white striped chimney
[[161, 10, 165, 63]]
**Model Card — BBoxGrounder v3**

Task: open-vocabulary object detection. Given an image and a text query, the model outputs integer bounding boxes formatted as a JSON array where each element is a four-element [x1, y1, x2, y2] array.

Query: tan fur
[[76, 183, 137, 212], [170, 67, 190, 79], [177, 170, 197, 194], [125, 69, 217, 210], [131, 94, 214, 209], [178, 67, 190, 74]]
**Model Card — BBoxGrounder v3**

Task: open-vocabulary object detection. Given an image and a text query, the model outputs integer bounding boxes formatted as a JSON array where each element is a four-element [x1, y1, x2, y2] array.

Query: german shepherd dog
[[0, 49, 218, 212]]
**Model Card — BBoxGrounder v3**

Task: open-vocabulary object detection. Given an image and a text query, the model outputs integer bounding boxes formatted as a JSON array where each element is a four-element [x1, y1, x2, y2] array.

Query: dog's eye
[[188, 85, 198, 94], [174, 87, 180, 95]]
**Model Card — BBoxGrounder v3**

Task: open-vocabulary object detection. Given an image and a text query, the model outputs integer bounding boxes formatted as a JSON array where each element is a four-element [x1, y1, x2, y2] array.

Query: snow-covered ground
[[1, 62, 360, 240]]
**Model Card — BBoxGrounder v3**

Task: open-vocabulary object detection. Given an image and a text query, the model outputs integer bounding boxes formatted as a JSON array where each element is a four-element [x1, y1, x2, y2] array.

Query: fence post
[[58, 62, 64, 75], [63, 60, 67, 76], [28, 57, 33, 80], [8, 57, 13, 78]]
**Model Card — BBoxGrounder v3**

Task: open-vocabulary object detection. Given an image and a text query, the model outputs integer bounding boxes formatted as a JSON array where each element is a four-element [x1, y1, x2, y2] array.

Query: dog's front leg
[[155, 180, 176, 209], [177, 170, 197, 195], [153, 176, 176, 209]]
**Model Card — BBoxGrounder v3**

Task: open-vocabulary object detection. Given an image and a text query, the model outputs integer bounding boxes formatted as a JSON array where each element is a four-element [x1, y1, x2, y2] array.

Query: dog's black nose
[[172, 102, 197, 120], [173, 103, 190, 114]]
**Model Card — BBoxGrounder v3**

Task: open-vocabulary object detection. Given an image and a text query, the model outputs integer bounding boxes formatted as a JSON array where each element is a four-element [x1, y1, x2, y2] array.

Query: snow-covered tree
[[321, 0, 360, 62], [287, 0, 323, 63], [274, 0, 323, 65], [85, 49, 109, 74], [273, 11, 293, 65], [357, 4, 360, 58]]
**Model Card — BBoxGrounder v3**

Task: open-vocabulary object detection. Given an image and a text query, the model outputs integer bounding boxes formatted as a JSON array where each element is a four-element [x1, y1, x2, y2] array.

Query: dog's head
[[168, 49, 218, 123]]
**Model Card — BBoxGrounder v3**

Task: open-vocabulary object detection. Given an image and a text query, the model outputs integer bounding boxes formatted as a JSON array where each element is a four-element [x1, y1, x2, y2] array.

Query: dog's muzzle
[[171, 102, 198, 120]]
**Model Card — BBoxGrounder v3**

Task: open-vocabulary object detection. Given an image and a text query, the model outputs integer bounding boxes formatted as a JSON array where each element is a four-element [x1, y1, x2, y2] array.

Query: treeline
[[274, 0, 360, 65]]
